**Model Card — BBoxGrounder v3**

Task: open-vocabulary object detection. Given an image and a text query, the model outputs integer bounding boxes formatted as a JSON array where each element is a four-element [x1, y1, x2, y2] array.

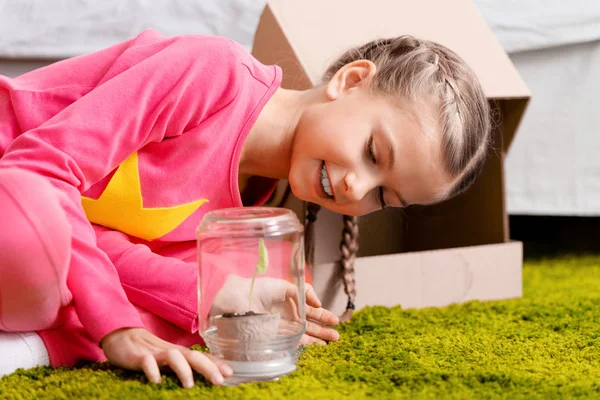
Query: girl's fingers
[[305, 319, 340, 342], [161, 348, 195, 389], [140, 354, 162, 384], [307, 304, 340, 327], [281, 283, 301, 321], [299, 334, 327, 346], [184, 349, 226, 386], [205, 353, 234, 377], [305, 284, 322, 308]]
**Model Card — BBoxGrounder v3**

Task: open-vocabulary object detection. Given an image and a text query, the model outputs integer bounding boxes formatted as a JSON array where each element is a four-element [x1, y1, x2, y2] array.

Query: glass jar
[[197, 207, 306, 385]]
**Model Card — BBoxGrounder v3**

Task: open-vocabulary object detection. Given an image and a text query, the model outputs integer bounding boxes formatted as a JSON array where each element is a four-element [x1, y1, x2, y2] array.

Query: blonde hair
[[306, 36, 491, 321]]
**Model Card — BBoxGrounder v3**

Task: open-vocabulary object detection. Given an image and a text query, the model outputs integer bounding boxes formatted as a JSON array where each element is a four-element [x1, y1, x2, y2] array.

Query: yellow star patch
[[82, 152, 207, 241]]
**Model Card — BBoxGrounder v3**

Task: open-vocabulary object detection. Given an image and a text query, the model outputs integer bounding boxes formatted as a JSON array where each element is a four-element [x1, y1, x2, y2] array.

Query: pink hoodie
[[0, 30, 281, 346]]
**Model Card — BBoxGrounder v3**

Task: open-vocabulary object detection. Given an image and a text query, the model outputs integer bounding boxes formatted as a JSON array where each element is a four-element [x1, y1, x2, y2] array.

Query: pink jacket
[[0, 30, 281, 343]]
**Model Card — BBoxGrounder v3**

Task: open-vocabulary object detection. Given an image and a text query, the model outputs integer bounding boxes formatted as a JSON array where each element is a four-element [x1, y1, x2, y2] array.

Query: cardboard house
[[252, 0, 531, 315]]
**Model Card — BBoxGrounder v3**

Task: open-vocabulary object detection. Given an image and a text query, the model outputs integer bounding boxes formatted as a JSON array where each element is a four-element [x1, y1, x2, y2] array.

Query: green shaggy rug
[[1, 255, 599, 399]]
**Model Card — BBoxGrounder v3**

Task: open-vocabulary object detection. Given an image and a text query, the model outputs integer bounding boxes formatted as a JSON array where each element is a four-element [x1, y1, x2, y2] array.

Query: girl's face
[[288, 62, 454, 216]]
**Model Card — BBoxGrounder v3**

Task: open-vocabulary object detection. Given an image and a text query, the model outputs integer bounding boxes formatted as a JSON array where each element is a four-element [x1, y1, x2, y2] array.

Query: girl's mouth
[[320, 162, 334, 198]]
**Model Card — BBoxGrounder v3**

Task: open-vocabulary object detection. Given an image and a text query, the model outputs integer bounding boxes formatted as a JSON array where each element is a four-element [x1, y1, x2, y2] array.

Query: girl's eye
[[378, 186, 387, 209], [367, 136, 377, 164], [366, 136, 386, 209]]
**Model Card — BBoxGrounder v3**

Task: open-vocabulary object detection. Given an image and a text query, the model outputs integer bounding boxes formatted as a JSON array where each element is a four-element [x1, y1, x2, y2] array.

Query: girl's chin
[[288, 184, 319, 207], [286, 180, 307, 203], [287, 172, 325, 207]]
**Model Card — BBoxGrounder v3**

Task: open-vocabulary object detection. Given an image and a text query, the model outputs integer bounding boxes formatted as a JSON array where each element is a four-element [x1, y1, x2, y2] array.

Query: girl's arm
[[0, 30, 241, 345], [94, 227, 226, 333], [97, 226, 341, 347]]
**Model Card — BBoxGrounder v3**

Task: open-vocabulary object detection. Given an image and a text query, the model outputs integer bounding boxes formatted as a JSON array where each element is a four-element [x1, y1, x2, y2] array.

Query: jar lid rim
[[197, 207, 303, 236]]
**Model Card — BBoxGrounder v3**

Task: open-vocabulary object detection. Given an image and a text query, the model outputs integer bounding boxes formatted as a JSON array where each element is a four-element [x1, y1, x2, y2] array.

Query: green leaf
[[256, 238, 269, 275]]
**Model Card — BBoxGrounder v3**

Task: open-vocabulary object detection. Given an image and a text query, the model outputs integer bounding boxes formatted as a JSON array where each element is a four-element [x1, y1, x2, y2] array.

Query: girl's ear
[[325, 60, 377, 101]]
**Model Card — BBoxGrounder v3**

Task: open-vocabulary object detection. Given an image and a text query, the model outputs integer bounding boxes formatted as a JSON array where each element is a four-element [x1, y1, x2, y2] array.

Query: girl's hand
[[100, 327, 233, 388], [301, 283, 340, 345], [212, 277, 340, 345]]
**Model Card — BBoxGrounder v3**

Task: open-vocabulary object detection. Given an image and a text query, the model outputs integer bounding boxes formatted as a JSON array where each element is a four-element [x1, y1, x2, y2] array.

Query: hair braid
[[304, 202, 321, 273], [303, 202, 360, 322], [339, 214, 359, 322]]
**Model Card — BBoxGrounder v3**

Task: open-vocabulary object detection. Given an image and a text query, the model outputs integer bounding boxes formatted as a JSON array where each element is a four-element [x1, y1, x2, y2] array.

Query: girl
[[0, 30, 490, 387]]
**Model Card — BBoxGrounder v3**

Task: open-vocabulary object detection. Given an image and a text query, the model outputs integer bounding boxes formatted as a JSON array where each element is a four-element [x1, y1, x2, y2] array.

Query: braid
[[304, 202, 321, 273], [339, 214, 359, 322], [303, 203, 359, 322]]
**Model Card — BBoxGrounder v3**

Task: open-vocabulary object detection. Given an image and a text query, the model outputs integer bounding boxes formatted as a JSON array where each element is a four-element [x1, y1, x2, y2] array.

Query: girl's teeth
[[321, 164, 334, 197]]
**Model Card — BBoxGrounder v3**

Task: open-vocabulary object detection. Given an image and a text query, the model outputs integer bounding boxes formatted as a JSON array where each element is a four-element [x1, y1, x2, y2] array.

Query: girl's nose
[[342, 171, 374, 204]]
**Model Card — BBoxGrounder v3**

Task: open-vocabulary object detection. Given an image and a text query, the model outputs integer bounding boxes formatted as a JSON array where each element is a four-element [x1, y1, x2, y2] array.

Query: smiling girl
[[0, 31, 489, 387]]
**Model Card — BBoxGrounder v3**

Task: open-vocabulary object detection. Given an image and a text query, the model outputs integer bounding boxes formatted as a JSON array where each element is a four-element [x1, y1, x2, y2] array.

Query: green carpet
[[2, 255, 599, 399]]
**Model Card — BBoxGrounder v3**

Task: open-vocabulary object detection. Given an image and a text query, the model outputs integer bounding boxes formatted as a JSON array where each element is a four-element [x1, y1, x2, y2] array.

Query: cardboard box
[[252, 0, 530, 314]]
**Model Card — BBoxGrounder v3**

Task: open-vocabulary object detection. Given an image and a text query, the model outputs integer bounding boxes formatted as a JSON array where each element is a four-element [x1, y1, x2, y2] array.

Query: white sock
[[0, 331, 50, 377]]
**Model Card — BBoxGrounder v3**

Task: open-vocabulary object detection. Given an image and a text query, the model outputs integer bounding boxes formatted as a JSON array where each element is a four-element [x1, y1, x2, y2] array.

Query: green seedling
[[248, 238, 269, 310]]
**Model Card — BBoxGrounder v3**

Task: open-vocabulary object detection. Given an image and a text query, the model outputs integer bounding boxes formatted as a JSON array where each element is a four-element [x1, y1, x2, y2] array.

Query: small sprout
[[256, 237, 269, 274], [249, 238, 269, 310]]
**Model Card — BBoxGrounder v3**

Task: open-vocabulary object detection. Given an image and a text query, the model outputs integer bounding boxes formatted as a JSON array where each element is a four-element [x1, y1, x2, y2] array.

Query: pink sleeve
[[0, 32, 241, 343], [95, 227, 228, 333], [96, 229, 302, 334]]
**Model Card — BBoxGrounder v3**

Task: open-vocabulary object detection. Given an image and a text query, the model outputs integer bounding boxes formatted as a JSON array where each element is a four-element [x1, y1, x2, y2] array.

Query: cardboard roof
[[252, 0, 531, 151]]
